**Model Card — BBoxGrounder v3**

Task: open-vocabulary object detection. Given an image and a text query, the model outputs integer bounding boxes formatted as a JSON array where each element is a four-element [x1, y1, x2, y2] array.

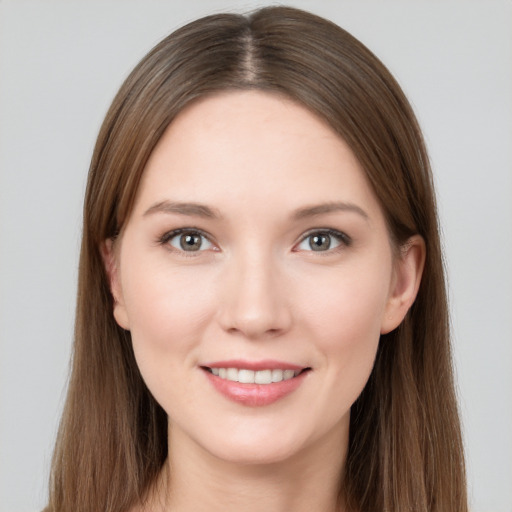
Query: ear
[[100, 238, 130, 330], [380, 235, 426, 334]]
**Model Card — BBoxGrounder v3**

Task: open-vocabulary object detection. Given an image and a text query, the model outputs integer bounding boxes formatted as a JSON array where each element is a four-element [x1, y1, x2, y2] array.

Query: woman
[[45, 6, 467, 512]]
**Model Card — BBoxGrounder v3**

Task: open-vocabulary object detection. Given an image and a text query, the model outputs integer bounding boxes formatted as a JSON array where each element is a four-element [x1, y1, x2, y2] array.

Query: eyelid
[[159, 227, 218, 253], [294, 228, 352, 252], [157, 227, 351, 254]]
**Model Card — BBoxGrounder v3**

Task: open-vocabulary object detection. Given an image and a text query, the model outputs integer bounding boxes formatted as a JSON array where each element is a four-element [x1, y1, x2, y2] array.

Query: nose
[[216, 250, 292, 340]]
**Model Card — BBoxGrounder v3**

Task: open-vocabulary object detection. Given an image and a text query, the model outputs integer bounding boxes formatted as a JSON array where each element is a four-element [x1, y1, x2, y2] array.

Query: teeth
[[283, 369, 295, 380], [254, 369, 272, 384], [226, 367, 238, 381], [209, 367, 301, 384], [271, 369, 283, 382], [238, 369, 254, 383]]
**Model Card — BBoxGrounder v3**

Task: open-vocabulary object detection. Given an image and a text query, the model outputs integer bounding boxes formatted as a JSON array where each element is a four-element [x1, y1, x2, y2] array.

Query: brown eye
[[167, 230, 213, 252], [309, 233, 331, 251], [180, 233, 202, 251], [296, 229, 350, 253]]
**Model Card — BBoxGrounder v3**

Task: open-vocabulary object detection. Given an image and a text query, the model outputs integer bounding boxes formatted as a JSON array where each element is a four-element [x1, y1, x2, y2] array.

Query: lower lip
[[203, 369, 308, 407]]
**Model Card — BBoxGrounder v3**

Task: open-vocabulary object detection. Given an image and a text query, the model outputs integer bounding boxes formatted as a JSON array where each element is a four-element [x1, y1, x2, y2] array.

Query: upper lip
[[201, 359, 307, 371]]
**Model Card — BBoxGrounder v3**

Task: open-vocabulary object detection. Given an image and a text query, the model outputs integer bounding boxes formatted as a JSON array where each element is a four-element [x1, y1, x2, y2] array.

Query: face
[[105, 91, 421, 466]]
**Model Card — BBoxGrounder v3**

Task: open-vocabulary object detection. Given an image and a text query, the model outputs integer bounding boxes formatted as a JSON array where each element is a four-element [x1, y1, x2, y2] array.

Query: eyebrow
[[143, 201, 222, 219], [292, 202, 369, 221], [143, 200, 369, 222]]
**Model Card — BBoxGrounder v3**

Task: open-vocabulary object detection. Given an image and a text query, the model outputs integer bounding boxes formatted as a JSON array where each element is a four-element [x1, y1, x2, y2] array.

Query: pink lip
[[201, 360, 310, 407]]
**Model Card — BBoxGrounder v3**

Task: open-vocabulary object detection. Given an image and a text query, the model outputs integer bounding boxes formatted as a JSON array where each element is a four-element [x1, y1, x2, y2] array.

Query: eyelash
[[157, 227, 352, 255], [295, 228, 352, 254], [158, 228, 215, 255]]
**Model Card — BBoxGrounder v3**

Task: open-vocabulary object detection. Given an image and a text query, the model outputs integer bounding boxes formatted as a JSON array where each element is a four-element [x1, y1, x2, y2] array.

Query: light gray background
[[1, 1, 511, 511]]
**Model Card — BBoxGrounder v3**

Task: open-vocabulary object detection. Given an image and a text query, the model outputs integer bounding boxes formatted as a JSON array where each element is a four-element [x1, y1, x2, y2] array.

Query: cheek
[[120, 259, 221, 419], [121, 257, 216, 372], [297, 258, 391, 397], [301, 259, 391, 345]]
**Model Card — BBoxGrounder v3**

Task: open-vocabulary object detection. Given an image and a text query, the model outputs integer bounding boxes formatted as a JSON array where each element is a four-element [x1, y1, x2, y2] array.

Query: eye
[[296, 230, 350, 252], [163, 229, 214, 252]]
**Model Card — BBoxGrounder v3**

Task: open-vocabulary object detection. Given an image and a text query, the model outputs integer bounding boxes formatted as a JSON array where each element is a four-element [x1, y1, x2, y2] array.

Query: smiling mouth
[[202, 367, 311, 385]]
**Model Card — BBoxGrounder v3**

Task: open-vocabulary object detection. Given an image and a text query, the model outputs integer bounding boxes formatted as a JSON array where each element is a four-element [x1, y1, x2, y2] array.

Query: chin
[[210, 441, 302, 466], [193, 421, 316, 467]]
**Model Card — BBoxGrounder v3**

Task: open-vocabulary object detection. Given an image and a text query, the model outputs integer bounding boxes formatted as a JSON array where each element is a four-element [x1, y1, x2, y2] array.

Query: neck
[[144, 422, 348, 512]]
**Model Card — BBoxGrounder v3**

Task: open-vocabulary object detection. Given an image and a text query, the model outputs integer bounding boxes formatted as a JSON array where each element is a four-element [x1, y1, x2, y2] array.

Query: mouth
[[200, 359, 313, 407], [200, 361, 311, 406], [201, 366, 310, 384]]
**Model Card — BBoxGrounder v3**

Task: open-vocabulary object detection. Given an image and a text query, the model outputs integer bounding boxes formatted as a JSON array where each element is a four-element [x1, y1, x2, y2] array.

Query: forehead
[[133, 90, 382, 220]]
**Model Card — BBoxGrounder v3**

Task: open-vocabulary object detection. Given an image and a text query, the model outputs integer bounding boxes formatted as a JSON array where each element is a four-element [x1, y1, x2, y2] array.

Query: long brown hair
[[45, 6, 467, 512]]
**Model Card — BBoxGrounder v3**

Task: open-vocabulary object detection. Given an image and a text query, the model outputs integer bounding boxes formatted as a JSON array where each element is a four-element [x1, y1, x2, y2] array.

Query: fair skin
[[103, 91, 425, 512]]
